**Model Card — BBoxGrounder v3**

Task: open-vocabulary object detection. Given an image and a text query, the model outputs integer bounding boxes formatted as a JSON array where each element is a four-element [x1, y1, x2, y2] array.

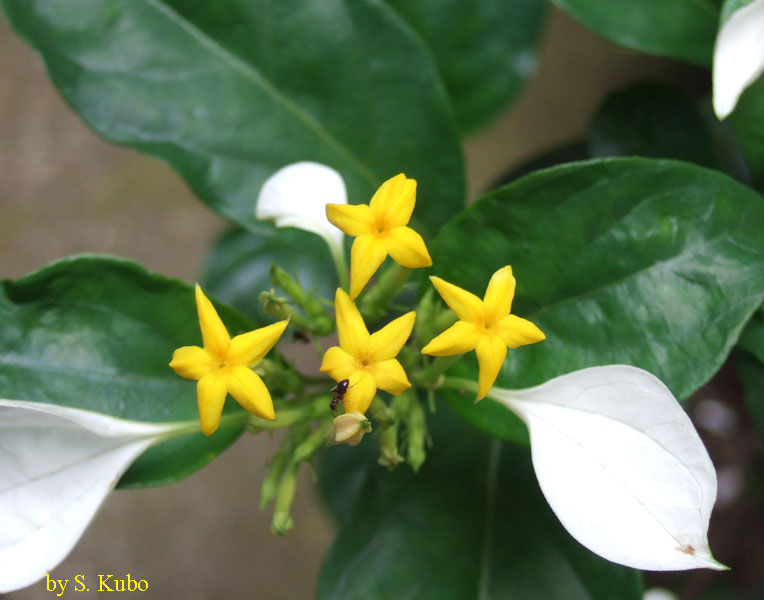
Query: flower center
[[214, 354, 231, 372], [372, 215, 393, 236], [356, 354, 373, 369], [477, 316, 496, 336]]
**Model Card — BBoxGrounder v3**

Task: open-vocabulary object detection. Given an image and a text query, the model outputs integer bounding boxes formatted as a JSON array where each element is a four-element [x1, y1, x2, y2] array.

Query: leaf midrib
[[143, 0, 379, 188], [476, 438, 501, 600]]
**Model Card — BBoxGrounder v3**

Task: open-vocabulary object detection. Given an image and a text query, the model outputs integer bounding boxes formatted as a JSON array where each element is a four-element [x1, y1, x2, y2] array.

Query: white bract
[[487, 365, 726, 571], [256, 162, 348, 272], [643, 588, 679, 600], [0, 400, 183, 592], [713, 0, 764, 119]]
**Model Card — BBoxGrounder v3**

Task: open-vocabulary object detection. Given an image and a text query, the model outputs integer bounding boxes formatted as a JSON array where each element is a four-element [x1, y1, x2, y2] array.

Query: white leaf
[[255, 162, 347, 263], [0, 399, 182, 592], [713, 0, 764, 119], [488, 365, 726, 571], [643, 588, 678, 600]]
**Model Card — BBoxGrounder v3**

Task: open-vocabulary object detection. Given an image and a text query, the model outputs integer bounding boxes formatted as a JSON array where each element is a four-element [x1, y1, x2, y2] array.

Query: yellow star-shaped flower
[[320, 288, 415, 414], [169, 285, 288, 435], [326, 173, 432, 299], [422, 266, 545, 400]]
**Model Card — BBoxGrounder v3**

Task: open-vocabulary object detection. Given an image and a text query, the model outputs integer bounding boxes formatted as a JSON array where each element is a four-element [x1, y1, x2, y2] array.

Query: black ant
[[329, 379, 351, 412]]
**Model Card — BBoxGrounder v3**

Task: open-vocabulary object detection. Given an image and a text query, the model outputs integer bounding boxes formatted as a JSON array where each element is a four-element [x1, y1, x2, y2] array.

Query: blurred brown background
[[1, 7, 692, 599]]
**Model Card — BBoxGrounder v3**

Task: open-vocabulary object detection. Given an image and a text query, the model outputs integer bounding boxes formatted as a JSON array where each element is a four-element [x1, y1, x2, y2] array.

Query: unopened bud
[[259, 289, 311, 330], [259, 289, 291, 320], [406, 400, 427, 472], [269, 264, 333, 335], [330, 411, 372, 446], [378, 423, 404, 469], [271, 462, 298, 536]]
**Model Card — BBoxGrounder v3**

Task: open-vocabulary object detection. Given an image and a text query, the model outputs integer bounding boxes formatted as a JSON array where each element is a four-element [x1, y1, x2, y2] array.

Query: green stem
[[441, 376, 479, 395], [360, 263, 411, 322], [151, 412, 248, 442], [247, 397, 328, 433], [247, 408, 305, 431], [291, 425, 328, 463], [413, 355, 464, 388], [329, 241, 349, 291]]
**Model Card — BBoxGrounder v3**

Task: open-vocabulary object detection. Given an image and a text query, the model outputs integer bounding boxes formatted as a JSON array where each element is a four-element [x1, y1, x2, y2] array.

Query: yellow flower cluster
[[322, 173, 545, 412], [170, 172, 544, 436]]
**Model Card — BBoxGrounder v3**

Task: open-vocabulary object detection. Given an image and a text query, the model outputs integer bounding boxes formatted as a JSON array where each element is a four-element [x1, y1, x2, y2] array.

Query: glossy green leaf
[[0, 256, 258, 488], [428, 158, 764, 442], [730, 75, 764, 189], [317, 435, 379, 523], [737, 351, 764, 441], [317, 406, 642, 600], [697, 580, 758, 600], [494, 141, 589, 188], [446, 375, 529, 445], [385, 0, 547, 133], [550, 0, 718, 65], [700, 100, 753, 185], [202, 224, 337, 324], [2, 0, 464, 235], [589, 83, 715, 167], [737, 309, 764, 437], [739, 307, 764, 364]]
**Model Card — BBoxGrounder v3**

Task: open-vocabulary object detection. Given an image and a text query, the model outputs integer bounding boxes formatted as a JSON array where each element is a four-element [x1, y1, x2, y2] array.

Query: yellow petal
[[343, 370, 377, 414], [326, 203, 375, 237], [429, 276, 484, 323], [319, 346, 357, 381], [369, 173, 416, 230], [349, 234, 388, 298], [225, 366, 275, 420], [197, 373, 228, 436], [483, 265, 516, 323], [195, 284, 230, 359], [368, 311, 416, 361], [335, 288, 370, 357], [475, 335, 507, 400], [421, 320, 481, 356], [370, 359, 411, 395], [228, 320, 289, 366], [497, 314, 546, 348], [386, 226, 432, 268], [169, 345, 214, 380]]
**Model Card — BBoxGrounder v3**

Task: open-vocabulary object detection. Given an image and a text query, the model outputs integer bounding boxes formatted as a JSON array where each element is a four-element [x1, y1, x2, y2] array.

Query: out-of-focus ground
[[1, 8, 700, 599]]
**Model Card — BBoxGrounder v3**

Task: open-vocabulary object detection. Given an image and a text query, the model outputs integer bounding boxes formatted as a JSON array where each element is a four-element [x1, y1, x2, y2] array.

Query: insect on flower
[[329, 379, 351, 412]]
